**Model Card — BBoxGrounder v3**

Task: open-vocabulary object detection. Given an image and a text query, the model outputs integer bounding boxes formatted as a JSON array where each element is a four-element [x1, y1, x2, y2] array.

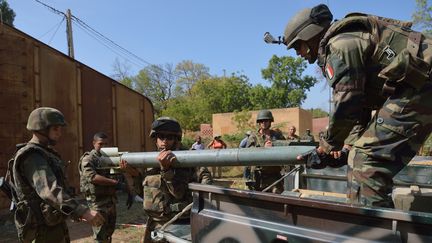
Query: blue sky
[[9, 0, 417, 111]]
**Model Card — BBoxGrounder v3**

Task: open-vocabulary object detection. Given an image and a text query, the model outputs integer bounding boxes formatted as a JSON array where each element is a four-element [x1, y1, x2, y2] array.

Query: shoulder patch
[[325, 63, 334, 80], [325, 54, 349, 87]]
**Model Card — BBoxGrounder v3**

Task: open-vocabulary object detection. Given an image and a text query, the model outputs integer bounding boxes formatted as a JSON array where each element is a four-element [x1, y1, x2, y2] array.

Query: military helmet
[[149, 117, 182, 140], [283, 4, 333, 49], [26, 107, 66, 131], [256, 110, 274, 123]]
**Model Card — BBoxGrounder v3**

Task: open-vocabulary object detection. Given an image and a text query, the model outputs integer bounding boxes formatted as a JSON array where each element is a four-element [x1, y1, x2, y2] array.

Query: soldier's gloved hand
[[327, 147, 350, 168], [297, 149, 326, 169], [82, 209, 105, 227]]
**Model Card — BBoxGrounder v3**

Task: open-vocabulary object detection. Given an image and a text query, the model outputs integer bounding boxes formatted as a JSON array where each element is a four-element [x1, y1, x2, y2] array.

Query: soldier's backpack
[[318, 12, 431, 94], [0, 143, 27, 210]]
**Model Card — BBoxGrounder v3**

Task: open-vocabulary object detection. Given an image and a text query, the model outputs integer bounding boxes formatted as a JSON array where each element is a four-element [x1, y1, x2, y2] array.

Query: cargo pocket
[[376, 97, 420, 139], [378, 49, 430, 91], [15, 201, 38, 242], [143, 175, 166, 213]]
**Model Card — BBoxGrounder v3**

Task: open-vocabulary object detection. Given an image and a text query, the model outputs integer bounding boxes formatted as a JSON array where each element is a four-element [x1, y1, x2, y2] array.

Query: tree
[[232, 110, 254, 132], [412, 0, 432, 35], [162, 73, 253, 131], [174, 60, 210, 95], [111, 58, 132, 82], [261, 55, 318, 108], [129, 64, 176, 115], [0, 0, 15, 26], [308, 108, 329, 118]]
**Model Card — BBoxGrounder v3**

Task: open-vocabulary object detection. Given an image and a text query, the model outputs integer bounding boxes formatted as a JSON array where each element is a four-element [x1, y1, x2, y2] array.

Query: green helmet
[[26, 107, 66, 131], [256, 110, 274, 123], [283, 4, 333, 49], [149, 117, 182, 140]]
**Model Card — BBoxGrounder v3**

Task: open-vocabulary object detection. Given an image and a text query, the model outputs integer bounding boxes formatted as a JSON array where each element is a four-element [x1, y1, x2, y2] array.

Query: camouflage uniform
[[316, 14, 432, 207], [137, 117, 212, 242], [79, 149, 117, 243], [246, 129, 285, 193], [8, 107, 91, 242], [12, 142, 89, 243], [140, 149, 212, 242]]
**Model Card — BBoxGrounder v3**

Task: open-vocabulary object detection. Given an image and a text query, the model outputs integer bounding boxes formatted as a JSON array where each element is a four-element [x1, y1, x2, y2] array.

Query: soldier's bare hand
[[157, 150, 177, 170], [264, 139, 273, 147], [119, 159, 128, 169]]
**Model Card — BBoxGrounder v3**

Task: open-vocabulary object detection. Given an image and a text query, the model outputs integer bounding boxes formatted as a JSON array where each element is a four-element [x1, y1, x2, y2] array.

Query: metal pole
[[66, 9, 74, 58], [100, 146, 315, 168]]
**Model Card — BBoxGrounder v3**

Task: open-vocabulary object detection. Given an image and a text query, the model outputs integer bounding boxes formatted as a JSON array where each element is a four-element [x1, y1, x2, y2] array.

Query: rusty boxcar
[[0, 24, 154, 209]]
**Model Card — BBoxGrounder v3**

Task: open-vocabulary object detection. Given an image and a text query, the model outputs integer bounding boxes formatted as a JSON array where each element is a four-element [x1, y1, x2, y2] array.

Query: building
[[212, 108, 312, 137]]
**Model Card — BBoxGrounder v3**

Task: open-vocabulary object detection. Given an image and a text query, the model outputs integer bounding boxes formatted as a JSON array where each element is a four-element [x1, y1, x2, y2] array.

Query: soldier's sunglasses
[[156, 133, 176, 141]]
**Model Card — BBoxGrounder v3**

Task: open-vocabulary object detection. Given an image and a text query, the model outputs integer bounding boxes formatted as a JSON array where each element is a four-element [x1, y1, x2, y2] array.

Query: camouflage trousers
[[87, 197, 117, 243], [348, 83, 432, 207], [250, 166, 283, 193]]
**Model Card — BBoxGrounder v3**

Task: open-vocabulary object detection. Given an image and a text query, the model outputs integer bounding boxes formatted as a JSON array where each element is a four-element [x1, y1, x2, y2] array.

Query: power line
[[33, 0, 178, 78], [47, 16, 65, 45]]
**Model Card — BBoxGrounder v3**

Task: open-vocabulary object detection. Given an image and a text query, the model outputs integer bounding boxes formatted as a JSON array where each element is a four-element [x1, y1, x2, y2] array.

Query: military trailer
[[101, 146, 432, 243]]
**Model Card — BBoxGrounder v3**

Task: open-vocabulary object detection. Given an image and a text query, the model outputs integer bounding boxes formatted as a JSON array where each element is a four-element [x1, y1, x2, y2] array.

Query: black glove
[[326, 147, 349, 168], [126, 192, 134, 210], [298, 149, 326, 169], [299, 147, 349, 169]]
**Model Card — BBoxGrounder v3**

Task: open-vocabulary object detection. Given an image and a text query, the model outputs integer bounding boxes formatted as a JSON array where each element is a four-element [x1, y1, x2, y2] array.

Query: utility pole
[[66, 9, 74, 58]]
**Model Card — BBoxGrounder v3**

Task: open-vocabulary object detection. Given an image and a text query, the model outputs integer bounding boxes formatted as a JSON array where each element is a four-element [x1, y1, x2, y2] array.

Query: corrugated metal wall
[[0, 25, 155, 208]]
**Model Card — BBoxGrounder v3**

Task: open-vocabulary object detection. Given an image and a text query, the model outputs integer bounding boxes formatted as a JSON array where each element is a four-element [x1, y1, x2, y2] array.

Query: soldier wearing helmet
[[10, 107, 104, 242], [121, 117, 212, 242], [246, 110, 285, 193], [276, 4, 432, 207]]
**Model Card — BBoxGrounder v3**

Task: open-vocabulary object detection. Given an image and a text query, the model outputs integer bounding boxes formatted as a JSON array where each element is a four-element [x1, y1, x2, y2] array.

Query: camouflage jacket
[[246, 129, 285, 174], [246, 129, 285, 148], [317, 13, 432, 153], [12, 142, 88, 227], [78, 149, 117, 205]]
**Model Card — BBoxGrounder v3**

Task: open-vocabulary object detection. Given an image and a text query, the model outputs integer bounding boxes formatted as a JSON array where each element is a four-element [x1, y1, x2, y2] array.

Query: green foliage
[[175, 60, 210, 95], [112, 58, 317, 133], [413, 0, 432, 35], [180, 136, 195, 149], [308, 108, 329, 118], [129, 64, 176, 115], [0, 0, 15, 26], [164, 73, 253, 131], [261, 55, 318, 108], [232, 110, 254, 131], [221, 133, 245, 148]]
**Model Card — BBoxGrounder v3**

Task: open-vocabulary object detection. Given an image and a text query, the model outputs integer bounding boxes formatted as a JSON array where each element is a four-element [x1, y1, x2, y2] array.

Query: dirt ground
[[0, 193, 146, 243], [0, 177, 243, 243]]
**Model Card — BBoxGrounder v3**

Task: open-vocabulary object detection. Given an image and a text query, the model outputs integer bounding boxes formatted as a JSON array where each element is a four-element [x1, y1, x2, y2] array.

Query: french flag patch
[[325, 63, 334, 80]]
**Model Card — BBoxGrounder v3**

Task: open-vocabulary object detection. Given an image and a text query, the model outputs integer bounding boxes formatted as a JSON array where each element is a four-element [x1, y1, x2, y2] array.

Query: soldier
[[79, 132, 131, 243], [9, 107, 104, 242], [120, 117, 212, 242], [279, 4, 432, 207], [286, 126, 300, 141], [246, 110, 285, 193], [301, 129, 315, 142]]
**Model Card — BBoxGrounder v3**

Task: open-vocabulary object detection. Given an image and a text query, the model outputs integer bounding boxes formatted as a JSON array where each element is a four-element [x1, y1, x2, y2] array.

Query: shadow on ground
[[0, 192, 146, 243]]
